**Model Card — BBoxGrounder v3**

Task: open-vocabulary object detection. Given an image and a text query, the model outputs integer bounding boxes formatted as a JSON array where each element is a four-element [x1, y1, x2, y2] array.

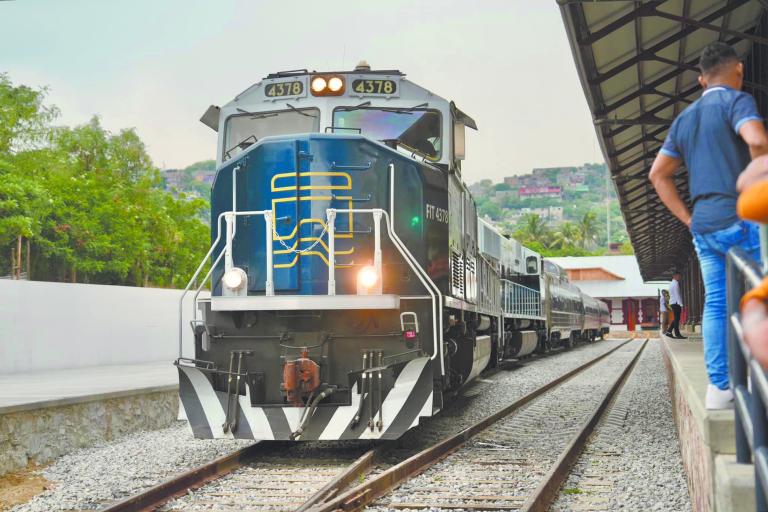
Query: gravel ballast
[[551, 339, 691, 511], [10, 338, 632, 511], [11, 422, 252, 511]]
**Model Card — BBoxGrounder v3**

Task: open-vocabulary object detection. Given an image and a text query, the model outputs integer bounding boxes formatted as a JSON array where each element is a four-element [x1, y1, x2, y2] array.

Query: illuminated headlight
[[310, 75, 345, 96], [223, 267, 247, 291], [328, 76, 344, 92], [357, 265, 379, 292], [311, 76, 327, 93]]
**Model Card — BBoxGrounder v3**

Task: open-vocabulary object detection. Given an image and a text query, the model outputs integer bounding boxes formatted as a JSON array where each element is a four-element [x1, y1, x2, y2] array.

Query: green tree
[[549, 222, 582, 250], [0, 73, 210, 287], [577, 211, 600, 249], [514, 213, 553, 247]]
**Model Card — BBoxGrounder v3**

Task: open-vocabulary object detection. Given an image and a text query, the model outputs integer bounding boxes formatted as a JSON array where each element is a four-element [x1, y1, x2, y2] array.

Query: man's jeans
[[692, 220, 762, 390]]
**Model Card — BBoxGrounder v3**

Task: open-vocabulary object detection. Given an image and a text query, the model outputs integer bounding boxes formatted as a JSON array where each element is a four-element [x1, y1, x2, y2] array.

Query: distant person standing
[[649, 42, 768, 409], [664, 273, 685, 339], [660, 290, 671, 334]]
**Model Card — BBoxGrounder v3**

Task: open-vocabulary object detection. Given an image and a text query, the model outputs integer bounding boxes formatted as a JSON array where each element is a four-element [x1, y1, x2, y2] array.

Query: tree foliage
[[0, 73, 209, 287]]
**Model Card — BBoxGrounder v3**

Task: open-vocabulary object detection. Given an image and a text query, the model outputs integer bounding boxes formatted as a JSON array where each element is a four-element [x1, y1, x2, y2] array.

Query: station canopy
[[559, 0, 768, 281]]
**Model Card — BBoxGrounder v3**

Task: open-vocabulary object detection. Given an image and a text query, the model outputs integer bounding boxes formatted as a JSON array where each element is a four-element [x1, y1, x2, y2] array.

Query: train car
[[175, 63, 606, 443], [478, 218, 545, 359], [540, 260, 584, 349], [597, 300, 610, 339], [580, 292, 603, 342]]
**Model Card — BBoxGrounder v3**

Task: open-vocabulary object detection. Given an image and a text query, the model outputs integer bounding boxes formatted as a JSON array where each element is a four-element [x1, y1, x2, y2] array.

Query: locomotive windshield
[[333, 107, 441, 159], [223, 108, 320, 160]]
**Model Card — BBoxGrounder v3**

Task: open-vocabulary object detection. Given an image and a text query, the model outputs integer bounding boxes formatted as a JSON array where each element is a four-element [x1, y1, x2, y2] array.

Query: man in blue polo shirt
[[650, 42, 768, 409]]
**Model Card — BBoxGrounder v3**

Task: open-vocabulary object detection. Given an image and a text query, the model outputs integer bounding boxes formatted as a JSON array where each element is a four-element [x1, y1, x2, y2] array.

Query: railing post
[[327, 209, 336, 296], [753, 367, 768, 511], [728, 250, 751, 464], [224, 212, 234, 272], [264, 211, 274, 296], [373, 209, 383, 289], [761, 224, 768, 274]]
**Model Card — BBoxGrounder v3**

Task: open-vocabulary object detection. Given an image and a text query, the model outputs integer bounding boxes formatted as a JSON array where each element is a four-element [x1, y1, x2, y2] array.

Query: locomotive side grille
[[451, 250, 465, 298], [465, 255, 477, 303]]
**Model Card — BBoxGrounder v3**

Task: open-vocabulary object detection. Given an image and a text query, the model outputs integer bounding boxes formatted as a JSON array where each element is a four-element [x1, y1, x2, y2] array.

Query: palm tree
[[550, 222, 582, 250], [517, 213, 549, 243], [577, 211, 600, 249]]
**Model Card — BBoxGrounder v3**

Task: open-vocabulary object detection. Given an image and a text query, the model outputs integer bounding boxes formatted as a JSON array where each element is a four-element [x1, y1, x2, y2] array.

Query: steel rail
[[99, 441, 378, 512], [99, 442, 271, 512], [307, 336, 637, 512], [521, 336, 649, 512]]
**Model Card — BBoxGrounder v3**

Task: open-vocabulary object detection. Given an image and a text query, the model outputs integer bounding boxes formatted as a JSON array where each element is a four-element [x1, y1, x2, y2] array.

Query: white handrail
[[332, 207, 441, 366]]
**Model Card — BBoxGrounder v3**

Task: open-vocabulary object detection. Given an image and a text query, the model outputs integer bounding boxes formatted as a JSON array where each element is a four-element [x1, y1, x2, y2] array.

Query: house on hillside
[[546, 255, 662, 331]]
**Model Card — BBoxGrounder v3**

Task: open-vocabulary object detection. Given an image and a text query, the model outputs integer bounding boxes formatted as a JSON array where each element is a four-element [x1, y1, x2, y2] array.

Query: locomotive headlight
[[328, 76, 344, 92], [357, 265, 379, 291], [311, 76, 327, 93], [223, 267, 247, 291]]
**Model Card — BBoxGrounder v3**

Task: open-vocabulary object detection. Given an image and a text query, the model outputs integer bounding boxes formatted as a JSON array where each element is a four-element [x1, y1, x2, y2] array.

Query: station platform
[[661, 332, 755, 512], [0, 362, 179, 476]]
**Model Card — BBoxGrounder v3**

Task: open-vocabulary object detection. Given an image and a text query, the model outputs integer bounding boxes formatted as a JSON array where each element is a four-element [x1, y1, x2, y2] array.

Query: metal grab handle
[[331, 161, 372, 171]]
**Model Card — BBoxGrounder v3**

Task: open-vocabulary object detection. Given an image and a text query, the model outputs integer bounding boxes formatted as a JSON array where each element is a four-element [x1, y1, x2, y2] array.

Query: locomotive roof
[[264, 68, 405, 79]]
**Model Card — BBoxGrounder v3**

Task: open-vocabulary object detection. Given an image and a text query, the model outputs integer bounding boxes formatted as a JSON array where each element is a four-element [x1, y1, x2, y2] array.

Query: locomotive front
[[177, 64, 474, 441]]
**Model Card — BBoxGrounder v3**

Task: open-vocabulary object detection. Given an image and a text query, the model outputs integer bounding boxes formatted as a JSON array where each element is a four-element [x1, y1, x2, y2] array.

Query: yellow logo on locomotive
[[270, 171, 356, 268]]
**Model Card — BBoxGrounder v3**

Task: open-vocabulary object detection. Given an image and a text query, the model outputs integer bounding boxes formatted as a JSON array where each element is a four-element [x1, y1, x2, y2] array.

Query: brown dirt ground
[[0, 465, 51, 511]]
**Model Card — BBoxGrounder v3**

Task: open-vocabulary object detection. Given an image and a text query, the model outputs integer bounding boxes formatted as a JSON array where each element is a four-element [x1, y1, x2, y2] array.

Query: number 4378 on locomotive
[[177, 62, 609, 442]]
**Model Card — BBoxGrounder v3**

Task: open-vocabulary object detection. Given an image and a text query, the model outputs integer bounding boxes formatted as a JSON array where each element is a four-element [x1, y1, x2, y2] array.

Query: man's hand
[[737, 154, 768, 191], [739, 120, 768, 160], [649, 153, 692, 228]]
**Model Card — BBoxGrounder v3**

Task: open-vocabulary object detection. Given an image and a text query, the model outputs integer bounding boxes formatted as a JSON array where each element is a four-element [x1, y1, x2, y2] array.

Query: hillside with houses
[[470, 163, 631, 256]]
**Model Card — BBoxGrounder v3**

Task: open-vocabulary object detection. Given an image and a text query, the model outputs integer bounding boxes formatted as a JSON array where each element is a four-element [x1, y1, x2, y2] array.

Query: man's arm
[[739, 120, 768, 160], [649, 153, 691, 228]]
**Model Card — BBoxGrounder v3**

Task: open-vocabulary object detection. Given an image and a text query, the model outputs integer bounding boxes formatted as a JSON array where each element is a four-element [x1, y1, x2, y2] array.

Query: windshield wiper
[[236, 108, 278, 120], [285, 103, 318, 118], [223, 135, 258, 161], [338, 101, 372, 112], [381, 102, 429, 114]]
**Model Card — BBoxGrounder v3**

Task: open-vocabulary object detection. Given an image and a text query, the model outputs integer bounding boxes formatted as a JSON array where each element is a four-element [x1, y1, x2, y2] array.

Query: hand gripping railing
[[728, 245, 768, 511]]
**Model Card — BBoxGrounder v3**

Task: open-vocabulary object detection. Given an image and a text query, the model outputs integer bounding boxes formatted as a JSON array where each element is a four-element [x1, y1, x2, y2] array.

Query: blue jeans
[[692, 221, 762, 390]]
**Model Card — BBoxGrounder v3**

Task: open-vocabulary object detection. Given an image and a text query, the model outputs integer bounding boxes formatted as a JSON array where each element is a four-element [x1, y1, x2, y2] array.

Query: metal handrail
[[501, 279, 541, 318], [728, 245, 768, 511]]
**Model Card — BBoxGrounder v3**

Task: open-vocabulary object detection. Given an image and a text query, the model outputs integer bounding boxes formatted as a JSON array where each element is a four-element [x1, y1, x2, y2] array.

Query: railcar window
[[332, 108, 441, 159], [223, 108, 320, 160]]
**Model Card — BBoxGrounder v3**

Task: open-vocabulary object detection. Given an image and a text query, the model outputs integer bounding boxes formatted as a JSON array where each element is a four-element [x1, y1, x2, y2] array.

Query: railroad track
[[309, 336, 647, 512], [100, 336, 642, 512]]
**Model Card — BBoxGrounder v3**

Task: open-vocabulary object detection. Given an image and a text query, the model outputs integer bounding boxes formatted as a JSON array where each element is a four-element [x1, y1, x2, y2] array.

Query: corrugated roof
[[547, 255, 662, 298], [559, 0, 768, 280]]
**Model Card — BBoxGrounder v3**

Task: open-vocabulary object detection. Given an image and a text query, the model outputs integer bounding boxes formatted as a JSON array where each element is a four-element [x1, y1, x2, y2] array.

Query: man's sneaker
[[673, 335, 687, 339], [705, 384, 734, 410], [664, 331, 673, 337]]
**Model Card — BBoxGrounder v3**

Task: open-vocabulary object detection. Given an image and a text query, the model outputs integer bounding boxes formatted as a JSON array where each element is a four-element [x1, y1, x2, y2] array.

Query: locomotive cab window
[[223, 108, 320, 160], [332, 107, 441, 160], [526, 256, 538, 274]]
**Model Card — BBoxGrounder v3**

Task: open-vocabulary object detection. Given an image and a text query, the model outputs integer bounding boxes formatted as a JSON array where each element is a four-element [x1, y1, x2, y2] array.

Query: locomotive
[[176, 63, 610, 441]]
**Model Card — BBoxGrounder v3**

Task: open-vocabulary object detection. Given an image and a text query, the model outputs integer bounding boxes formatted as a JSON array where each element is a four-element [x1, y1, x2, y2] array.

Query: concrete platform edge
[[0, 383, 179, 415], [661, 334, 757, 512], [0, 389, 179, 477]]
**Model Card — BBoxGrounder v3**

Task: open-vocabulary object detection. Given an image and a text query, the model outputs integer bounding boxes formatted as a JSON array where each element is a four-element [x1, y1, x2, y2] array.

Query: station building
[[547, 255, 661, 331]]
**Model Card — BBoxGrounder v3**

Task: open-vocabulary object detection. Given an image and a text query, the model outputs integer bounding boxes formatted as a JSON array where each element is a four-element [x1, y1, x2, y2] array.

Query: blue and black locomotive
[[177, 63, 609, 441]]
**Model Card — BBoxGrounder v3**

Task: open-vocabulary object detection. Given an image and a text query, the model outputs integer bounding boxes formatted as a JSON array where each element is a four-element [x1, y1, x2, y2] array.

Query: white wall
[[0, 280, 203, 374]]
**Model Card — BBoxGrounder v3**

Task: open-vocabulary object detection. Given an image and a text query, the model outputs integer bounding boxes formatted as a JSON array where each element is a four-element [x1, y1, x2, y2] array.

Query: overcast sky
[[0, 0, 602, 182]]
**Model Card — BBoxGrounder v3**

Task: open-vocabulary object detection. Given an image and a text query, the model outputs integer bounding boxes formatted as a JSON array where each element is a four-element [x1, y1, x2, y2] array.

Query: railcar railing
[[501, 279, 541, 318], [728, 241, 768, 512]]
